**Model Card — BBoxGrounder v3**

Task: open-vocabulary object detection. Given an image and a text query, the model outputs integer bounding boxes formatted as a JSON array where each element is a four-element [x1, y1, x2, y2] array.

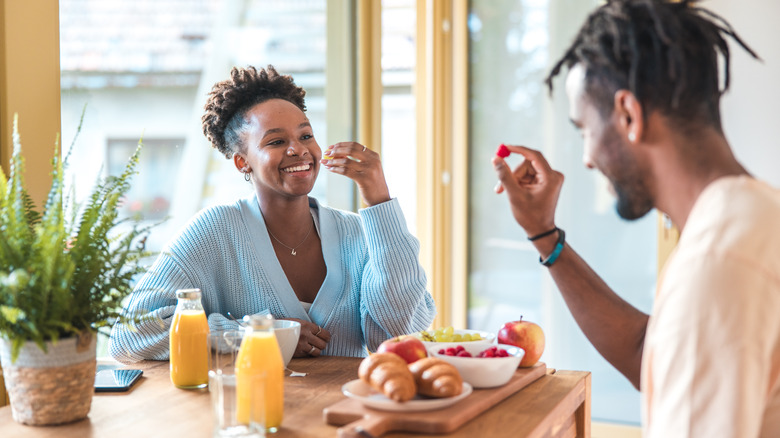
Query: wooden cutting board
[[323, 362, 546, 438]]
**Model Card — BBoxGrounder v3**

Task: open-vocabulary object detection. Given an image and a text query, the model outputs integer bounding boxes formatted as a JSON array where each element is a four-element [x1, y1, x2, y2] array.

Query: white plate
[[341, 379, 472, 412]]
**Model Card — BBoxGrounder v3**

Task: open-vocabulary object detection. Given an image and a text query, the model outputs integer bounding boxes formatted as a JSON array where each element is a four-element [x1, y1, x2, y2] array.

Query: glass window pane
[[60, 0, 330, 254], [106, 138, 183, 221], [60, 0, 332, 356], [381, 0, 417, 233], [467, 0, 656, 425]]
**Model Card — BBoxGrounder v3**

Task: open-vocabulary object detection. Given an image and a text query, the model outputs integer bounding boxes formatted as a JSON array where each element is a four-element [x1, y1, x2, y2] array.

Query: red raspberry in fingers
[[496, 144, 510, 158]]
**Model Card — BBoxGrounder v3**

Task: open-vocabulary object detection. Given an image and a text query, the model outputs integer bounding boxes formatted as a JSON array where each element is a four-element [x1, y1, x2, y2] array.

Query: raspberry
[[456, 351, 472, 357], [496, 144, 510, 158], [476, 346, 510, 358], [455, 345, 465, 353], [438, 349, 446, 355], [445, 347, 457, 356]]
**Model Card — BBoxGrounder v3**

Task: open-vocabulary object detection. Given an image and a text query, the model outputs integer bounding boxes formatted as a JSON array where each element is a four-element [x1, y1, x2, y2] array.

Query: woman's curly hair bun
[[202, 65, 307, 158]]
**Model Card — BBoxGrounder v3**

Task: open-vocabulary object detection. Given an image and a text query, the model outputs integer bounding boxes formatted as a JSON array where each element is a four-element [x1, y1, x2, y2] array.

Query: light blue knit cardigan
[[109, 195, 436, 362]]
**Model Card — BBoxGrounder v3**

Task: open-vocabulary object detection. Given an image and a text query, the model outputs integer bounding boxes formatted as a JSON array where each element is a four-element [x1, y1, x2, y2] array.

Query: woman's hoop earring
[[244, 172, 251, 182]]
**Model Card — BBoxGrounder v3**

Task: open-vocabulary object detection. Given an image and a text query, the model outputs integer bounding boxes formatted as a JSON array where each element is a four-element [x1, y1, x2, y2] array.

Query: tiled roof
[[59, 0, 414, 89], [60, 0, 220, 87]]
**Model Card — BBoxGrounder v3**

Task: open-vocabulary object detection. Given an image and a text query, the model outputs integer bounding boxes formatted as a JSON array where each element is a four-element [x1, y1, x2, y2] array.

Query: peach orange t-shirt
[[641, 176, 780, 437]]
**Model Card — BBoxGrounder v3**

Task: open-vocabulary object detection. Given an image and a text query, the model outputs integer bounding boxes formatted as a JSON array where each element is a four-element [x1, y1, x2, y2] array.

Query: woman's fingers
[[293, 321, 330, 357], [321, 142, 370, 167], [322, 142, 391, 206], [311, 323, 331, 343], [320, 142, 371, 177]]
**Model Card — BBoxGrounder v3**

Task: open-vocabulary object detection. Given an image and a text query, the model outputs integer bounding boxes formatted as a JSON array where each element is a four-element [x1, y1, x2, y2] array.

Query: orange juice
[[169, 309, 209, 388], [236, 327, 284, 431]]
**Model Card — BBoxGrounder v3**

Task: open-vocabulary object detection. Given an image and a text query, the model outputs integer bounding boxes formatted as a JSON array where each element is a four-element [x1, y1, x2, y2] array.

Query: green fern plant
[[0, 114, 154, 362]]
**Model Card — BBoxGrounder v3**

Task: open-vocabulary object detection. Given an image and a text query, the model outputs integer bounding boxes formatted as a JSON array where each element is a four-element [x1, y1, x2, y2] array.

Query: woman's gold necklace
[[266, 220, 314, 256]]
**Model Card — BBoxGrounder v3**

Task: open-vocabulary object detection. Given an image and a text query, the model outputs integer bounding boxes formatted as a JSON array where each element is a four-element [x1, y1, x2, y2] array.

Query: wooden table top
[[0, 356, 590, 438]]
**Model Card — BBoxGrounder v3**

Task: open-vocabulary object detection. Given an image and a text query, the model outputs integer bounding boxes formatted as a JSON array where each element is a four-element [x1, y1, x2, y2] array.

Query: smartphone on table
[[94, 369, 143, 393]]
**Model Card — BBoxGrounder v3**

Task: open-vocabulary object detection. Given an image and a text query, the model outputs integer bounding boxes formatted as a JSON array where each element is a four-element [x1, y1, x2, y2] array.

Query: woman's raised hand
[[321, 142, 391, 206], [492, 145, 564, 237]]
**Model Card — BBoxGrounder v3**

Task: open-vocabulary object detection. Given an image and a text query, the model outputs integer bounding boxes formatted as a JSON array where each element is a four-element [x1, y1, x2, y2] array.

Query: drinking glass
[[208, 331, 266, 438]]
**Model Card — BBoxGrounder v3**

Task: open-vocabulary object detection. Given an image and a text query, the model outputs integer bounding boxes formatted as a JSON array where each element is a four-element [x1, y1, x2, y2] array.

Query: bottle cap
[[175, 288, 202, 299], [243, 313, 274, 330]]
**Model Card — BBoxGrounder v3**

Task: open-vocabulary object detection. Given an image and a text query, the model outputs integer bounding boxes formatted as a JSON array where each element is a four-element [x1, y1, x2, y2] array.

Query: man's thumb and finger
[[492, 144, 547, 193], [492, 155, 517, 194]]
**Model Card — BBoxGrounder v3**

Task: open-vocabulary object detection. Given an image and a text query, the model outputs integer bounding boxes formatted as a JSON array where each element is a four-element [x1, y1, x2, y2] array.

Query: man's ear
[[233, 153, 249, 173], [614, 90, 643, 143]]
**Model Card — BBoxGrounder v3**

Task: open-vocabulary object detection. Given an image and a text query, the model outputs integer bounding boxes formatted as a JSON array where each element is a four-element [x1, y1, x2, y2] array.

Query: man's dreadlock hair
[[202, 65, 307, 159], [546, 0, 760, 132]]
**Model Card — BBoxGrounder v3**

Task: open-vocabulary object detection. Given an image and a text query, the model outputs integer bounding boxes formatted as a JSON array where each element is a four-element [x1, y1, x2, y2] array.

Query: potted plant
[[0, 115, 153, 426]]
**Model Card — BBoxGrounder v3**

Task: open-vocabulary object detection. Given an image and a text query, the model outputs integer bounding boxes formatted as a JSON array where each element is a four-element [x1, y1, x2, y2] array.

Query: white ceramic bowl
[[427, 343, 524, 388], [273, 320, 301, 367], [412, 329, 496, 350]]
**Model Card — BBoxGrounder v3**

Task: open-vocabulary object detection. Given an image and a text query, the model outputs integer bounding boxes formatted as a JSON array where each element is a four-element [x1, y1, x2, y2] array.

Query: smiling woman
[[108, 65, 436, 363]]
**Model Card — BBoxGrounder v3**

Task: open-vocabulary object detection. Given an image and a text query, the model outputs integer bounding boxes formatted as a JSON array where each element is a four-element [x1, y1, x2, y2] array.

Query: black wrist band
[[527, 227, 558, 241]]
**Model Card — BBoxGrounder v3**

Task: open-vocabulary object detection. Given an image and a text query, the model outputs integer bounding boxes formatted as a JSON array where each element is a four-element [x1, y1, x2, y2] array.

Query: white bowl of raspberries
[[428, 343, 525, 388]]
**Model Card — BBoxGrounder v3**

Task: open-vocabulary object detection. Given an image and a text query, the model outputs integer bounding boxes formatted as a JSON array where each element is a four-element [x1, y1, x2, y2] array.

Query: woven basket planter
[[0, 332, 96, 426]]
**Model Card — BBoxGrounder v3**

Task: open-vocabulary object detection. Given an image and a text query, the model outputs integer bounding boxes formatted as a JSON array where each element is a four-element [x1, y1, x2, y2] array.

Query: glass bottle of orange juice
[[236, 314, 284, 433], [169, 288, 209, 389]]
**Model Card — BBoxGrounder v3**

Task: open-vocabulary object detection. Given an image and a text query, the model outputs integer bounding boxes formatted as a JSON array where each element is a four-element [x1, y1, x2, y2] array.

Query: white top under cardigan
[[108, 195, 436, 362]]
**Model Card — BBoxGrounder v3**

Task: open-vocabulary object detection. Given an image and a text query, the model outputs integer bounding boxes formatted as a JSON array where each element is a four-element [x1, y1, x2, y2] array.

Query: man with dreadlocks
[[493, 1, 780, 436]]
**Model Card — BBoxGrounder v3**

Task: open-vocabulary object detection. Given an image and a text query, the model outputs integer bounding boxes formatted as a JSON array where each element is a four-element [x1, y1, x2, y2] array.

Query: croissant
[[408, 357, 463, 398], [358, 353, 417, 402]]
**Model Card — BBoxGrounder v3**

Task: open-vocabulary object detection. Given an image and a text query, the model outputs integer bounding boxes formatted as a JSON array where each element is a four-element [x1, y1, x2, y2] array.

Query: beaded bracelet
[[539, 228, 565, 267]]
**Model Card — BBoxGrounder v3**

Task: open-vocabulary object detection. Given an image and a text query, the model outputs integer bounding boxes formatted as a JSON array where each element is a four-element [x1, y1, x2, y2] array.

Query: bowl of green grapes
[[412, 326, 496, 349]]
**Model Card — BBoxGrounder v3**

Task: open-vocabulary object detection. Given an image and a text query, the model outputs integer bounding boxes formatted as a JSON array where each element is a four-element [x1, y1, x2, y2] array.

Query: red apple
[[497, 318, 545, 367], [376, 335, 428, 364]]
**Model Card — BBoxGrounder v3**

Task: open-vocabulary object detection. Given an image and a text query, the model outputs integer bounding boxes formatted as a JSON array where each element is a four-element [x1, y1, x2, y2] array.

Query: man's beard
[[600, 128, 654, 220], [614, 179, 654, 220]]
